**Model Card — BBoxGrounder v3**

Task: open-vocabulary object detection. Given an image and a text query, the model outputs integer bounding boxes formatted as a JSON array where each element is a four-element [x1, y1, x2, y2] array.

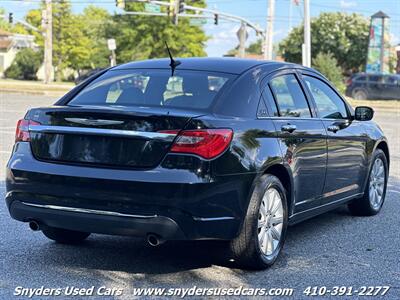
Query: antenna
[[165, 41, 181, 76]]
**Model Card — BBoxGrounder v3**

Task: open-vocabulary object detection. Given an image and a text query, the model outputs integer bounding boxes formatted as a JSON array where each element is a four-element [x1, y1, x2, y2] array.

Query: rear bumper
[[6, 142, 255, 240], [8, 200, 186, 239]]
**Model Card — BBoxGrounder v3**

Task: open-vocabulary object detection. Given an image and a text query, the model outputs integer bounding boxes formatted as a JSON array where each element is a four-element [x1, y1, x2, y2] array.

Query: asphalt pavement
[[0, 92, 399, 299]]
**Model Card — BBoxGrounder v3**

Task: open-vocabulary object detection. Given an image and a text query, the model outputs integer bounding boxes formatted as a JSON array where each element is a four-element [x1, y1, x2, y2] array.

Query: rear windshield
[[68, 69, 236, 110]]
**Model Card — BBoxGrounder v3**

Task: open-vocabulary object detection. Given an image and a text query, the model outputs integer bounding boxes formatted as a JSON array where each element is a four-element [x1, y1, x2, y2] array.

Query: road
[[0, 92, 399, 299]]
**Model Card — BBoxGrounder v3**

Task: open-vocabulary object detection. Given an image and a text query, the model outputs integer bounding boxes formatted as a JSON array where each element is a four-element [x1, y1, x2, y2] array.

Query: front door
[[301, 74, 368, 204], [263, 72, 327, 213]]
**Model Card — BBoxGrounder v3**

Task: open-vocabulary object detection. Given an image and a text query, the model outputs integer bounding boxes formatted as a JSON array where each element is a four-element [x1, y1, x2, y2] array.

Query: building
[[0, 29, 37, 77]]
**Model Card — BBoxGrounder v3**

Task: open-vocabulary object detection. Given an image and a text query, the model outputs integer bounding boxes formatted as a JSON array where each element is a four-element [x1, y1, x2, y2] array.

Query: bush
[[4, 48, 42, 80], [312, 52, 345, 93]]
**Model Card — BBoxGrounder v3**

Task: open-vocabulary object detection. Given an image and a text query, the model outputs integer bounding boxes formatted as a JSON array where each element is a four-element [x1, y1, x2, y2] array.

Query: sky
[[1, 0, 400, 56]]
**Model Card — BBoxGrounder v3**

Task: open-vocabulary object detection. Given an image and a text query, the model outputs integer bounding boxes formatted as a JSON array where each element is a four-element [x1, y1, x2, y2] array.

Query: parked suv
[[5, 58, 389, 269], [345, 73, 400, 100]]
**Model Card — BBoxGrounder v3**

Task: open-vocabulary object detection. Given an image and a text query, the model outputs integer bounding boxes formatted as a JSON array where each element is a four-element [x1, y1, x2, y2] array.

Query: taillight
[[15, 119, 40, 142], [164, 129, 233, 159]]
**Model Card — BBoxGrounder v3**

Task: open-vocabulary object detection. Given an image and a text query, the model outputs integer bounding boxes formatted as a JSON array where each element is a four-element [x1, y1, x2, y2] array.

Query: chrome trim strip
[[21, 202, 158, 219], [193, 216, 235, 221], [289, 192, 363, 221], [28, 125, 177, 141], [65, 118, 124, 126]]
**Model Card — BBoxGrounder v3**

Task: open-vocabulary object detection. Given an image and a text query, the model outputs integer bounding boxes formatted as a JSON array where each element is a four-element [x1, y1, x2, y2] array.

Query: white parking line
[[388, 190, 400, 194]]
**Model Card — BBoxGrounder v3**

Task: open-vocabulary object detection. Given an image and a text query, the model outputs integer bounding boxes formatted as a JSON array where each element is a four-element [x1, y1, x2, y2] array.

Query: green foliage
[[4, 48, 42, 80], [312, 52, 345, 93], [108, 1, 208, 63], [18, 1, 208, 80], [22, 1, 101, 80], [0, 8, 12, 31], [52, 1, 91, 80], [79, 6, 111, 69], [246, 39, 262, 55], [279, 12, 369, 73], [225, 39, 262, 57]]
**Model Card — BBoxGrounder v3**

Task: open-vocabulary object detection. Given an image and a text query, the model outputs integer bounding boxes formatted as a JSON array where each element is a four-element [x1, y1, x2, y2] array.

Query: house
[[0, 29, 37, 77]]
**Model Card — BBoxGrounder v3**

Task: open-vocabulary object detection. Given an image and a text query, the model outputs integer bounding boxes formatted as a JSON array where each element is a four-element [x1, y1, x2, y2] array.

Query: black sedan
[[5, 58, 389, 269]]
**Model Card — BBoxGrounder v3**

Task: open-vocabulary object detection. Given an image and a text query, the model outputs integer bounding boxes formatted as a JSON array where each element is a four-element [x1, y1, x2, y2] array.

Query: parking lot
[[0, 92, 399, 299]]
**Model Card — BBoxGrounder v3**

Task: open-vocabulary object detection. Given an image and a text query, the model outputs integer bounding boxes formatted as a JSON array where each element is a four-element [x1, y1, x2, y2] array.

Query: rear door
[[382, 75, 400, 99], [301, 73, 368, 204], [262, 71, 327, 213], [367, 75, 384, 99]]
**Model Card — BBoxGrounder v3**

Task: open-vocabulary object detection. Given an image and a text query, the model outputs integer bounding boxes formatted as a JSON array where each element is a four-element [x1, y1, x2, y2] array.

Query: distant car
[[74, 68, 105, 85], [345, 73, 400, 100], [6, 58, 389, 269]]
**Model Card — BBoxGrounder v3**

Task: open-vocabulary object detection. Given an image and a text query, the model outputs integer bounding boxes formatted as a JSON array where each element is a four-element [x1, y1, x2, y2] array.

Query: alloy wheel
[[258, 187, 284, 257], [369, 158, 385, 210]]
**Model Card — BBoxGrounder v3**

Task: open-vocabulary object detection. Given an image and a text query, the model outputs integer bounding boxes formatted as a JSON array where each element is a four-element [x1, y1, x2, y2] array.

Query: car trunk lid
[[27, 106, 201, 168]]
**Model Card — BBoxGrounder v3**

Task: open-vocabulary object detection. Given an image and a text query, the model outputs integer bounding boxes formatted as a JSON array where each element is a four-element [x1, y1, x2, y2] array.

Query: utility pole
[[303, 0, 311, 67], [237, 22, 247, 58], [264, 0, 275, 60], [173, 0, 180, 25], [107, 39, 117, 67], [43, 0, 53, 84]]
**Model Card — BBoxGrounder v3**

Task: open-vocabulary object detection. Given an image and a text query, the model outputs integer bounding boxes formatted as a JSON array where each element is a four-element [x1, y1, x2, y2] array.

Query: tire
[[348, 149, 388, 216], [42, 226, 90, 244], [228, 174, 288, 269], [352, 89, 368, 100]]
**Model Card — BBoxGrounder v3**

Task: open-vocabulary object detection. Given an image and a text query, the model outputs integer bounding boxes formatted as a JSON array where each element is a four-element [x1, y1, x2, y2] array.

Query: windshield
[[68, 69, 236, 110]]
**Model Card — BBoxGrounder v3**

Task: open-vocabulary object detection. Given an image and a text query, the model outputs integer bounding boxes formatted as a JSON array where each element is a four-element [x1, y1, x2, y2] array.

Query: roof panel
[[113, 57, 274, 74]]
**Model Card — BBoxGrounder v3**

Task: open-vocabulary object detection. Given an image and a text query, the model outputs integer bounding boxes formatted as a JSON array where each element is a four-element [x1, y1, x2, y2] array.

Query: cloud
[[340, 0, 357, 9], [390, 33, 399, 45], [206, 23, 260, 56]]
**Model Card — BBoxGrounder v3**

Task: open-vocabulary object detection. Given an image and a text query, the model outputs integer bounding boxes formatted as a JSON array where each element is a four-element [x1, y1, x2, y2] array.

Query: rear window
[[68, 69, 236, 110]]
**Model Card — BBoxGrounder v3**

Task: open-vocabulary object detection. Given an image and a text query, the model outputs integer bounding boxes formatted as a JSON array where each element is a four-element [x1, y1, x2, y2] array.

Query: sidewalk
[[0, 79, 74, 96]]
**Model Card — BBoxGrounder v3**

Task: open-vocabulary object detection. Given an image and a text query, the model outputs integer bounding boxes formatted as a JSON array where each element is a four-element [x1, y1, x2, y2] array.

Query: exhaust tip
[[147, 234, 163, 247], [29, 220, 40, 231]]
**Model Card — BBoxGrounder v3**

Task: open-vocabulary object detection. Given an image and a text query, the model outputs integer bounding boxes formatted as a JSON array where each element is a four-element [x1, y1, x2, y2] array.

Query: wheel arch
[[375, 140, 390, 168], [263, 164, 294, 216]]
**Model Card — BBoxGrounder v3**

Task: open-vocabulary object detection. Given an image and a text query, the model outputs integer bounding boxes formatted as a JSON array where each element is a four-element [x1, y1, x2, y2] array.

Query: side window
[[384, 76, 399, 85], [369, 75, 383, 84], [303, 76, 348, 119], [269, 74, 312, 118], [355, 75, 366, 82]]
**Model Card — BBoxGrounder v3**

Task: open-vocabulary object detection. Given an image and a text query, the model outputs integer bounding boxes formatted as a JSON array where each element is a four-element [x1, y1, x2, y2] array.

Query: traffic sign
[[189, 18, 207, 26], [145, 3, 161, 13], [107, 39, 116, 51]]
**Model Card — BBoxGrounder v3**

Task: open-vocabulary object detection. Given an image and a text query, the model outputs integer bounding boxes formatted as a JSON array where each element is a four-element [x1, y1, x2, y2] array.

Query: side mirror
[[355, 106, 374, 121]]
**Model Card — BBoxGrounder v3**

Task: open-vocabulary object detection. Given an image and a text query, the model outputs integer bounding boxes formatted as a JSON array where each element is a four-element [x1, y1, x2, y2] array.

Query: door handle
[[281, 124, 297, 133], [327, 125, 340, 133]]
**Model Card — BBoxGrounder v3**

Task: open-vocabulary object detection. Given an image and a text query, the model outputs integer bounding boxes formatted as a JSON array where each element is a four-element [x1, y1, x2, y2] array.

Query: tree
[[108, 1, 208, 63], [279, 12, 369, 73], [225, 39, 262, 57], [246, 39, 263, 55], [4, 48, 42, 80], [312, 52, 345, 93], [22, 1, 92, 80], [0, 8, 12, 31], [79, 6, 111, 69], [52, 0, 91, 80]]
